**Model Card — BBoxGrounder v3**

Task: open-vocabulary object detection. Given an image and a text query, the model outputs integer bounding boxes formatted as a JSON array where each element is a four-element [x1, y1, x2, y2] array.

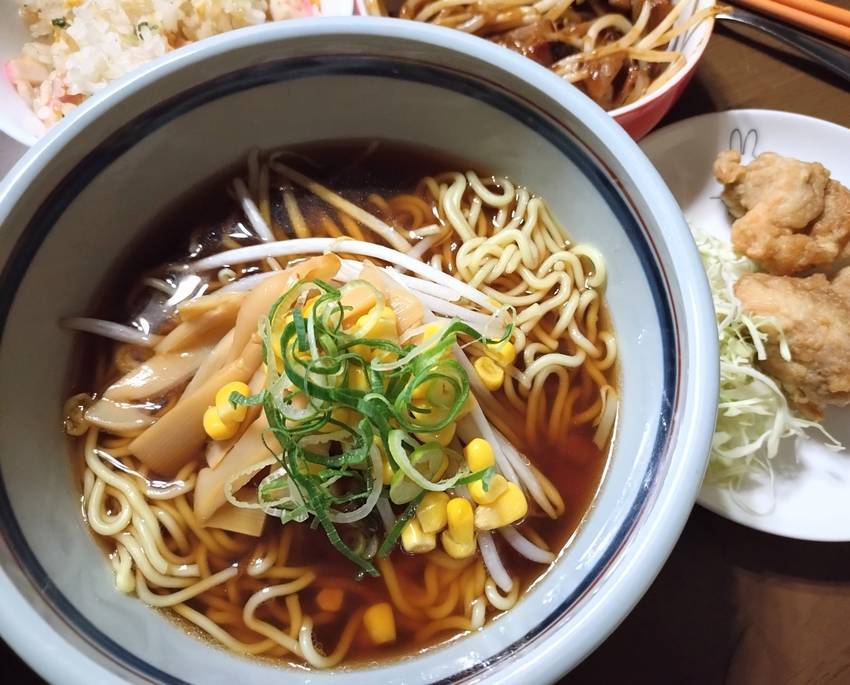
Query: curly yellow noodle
[[151, 506, 191, 555], [410, 562, 441, 608], [478, 400, 523, 447], [531, 323, 561, 350], [388, 193, 430, 228], [319, 213, 344, 238], [199, 593, 240, 613], [528, 466, 566, 516], [572, 395, 603, 426], [368, 193, 391, 214], [174, 603, 277, 655], [206, 609, 241, 625], [225, 575, 241, 606], [426, 549, 475, 571], [583, 359, 610, 390], [286, 594, 303, 639], [441, 237, 454, 272], [299, 609, 365, 668], [376, 557, 422, 619], [242, 573, 316, 656], [210, 528, 247, 555], [195, 544, 211, 578], [501, 373, 528, 413], [484, 578, 520, 611], [134, 567, 236, 607], [338, 211, 366, 242], [414, 614, 476, 644], [423, 578, 460, 620], [473, 560, 486, 597], [172, 496, 231, 557]]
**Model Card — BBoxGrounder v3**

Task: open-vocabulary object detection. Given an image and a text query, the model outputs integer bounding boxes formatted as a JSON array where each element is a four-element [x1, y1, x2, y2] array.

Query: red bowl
[[351, 1, 717, 142], [611, 11, 717, 140]]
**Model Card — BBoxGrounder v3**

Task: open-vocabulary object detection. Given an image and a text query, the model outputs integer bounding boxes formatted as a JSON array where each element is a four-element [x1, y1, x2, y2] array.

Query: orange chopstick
[[772, 0, 850, 28], [730, 0, 850, 45]]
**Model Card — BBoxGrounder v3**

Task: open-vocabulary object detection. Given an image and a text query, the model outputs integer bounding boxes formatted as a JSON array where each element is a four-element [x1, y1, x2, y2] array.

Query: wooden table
[[2, 14, 850, 684]]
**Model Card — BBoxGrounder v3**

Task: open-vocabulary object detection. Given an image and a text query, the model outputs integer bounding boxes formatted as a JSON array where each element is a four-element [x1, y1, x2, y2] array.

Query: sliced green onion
[[378, 493, 424, 558]]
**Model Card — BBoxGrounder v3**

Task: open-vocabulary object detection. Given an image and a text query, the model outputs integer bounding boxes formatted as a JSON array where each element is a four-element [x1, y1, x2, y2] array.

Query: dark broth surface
[[68, 140, 613, 666]]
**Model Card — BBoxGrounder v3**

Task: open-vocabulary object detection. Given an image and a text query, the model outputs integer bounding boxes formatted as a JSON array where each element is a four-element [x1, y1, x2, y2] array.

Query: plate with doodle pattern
[[642, 109, 850, 541]]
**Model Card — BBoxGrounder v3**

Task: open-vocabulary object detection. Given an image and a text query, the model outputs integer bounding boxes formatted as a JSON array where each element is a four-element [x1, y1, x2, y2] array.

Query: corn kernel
[[423, 322, 445, 341], [413, 376, 454, 403], [401, 519, 437, 554], [316, 587, 344, 612], [352, 306, 398, 361], [333, 406, 353, 426], [318, 406, 354, 434], [422, 322, 452, 358], [441, 531, 477, 560], [215, 381, 250, 424], [446, 497, 474, 545], [464, 438, 495, 472], [474, 356, 505, 391], [382, 457, 394, 485], [474, 482, 528, 530], [349, 366, 370, 392], [487, 340, 517, 366], [358, 306, 397, 338], [203, 406, 238, 441], [414, 422, 456, 447], [469, 474, 509, 505], [417, 492, 449, 534], [411, 379, 431, 402], [292, 342, 313, 362], [363, 603, 396, 645]]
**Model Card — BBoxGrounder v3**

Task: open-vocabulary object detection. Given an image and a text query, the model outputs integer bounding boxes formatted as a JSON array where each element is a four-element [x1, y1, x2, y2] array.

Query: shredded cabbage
[[696, 230, 842, 485]]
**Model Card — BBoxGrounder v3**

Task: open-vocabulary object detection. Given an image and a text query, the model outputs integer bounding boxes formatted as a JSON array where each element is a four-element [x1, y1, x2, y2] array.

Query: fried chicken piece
[[734, 267, 850, 419], [714, 150, 850, 276]]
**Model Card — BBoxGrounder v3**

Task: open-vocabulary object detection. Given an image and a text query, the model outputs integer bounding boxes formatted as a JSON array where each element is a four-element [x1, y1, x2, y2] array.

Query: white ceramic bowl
[[0, 17, 717, 685]]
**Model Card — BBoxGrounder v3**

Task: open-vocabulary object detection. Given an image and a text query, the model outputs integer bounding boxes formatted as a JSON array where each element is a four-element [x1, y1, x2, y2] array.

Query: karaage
[[735, 267, 850, 419], [714, 150, 850, 276]]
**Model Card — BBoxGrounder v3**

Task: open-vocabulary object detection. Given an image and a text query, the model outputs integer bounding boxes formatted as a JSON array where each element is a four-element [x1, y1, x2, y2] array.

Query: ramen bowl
[[0, 17, 717, 684]]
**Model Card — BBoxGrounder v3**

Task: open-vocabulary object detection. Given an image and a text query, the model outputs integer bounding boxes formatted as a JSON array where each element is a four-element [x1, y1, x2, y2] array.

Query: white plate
[[642, 109, 850, 541]]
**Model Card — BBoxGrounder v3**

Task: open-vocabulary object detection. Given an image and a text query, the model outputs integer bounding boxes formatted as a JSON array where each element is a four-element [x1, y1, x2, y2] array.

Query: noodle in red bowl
[[355, 0, 717, 139]]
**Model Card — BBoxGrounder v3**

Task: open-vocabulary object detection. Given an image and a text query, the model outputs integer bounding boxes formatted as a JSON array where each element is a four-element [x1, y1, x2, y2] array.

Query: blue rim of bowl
[[0, 55, 678, 683]]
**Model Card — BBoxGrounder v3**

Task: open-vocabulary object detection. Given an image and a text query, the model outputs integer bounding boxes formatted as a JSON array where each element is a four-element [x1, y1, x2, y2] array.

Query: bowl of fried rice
[[0, 0, 353, 145]]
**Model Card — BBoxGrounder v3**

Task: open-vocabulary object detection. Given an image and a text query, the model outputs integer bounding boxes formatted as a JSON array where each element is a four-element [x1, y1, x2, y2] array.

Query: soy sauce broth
[[67, 140, 614, 666]]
